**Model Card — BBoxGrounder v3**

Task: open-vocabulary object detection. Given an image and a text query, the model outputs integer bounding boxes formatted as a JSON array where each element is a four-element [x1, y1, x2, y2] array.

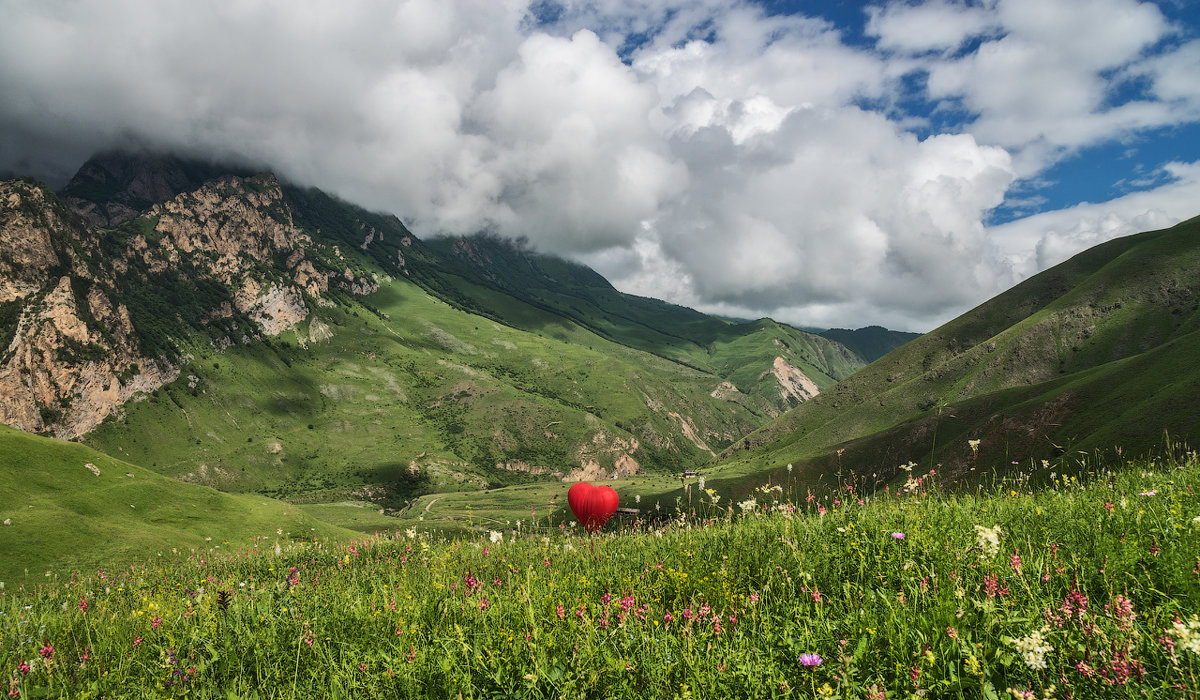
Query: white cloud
[[987, 160, 1200, 276], [0, 0, 1197, 333], [866, 0, 995, 54]]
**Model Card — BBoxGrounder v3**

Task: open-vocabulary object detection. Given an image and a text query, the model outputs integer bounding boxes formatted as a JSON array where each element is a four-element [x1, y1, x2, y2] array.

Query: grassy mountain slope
[[818, 325, 922, 362], [0, 424, 354, 583], [424, 235, 866, 399], [82, 272, 762, 504], [3, 154, 852, 513], [710, 215, 1200, 490]]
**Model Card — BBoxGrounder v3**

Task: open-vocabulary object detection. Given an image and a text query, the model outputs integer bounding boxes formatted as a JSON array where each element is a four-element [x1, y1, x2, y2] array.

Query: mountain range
[[3, 150, 1196, 578]]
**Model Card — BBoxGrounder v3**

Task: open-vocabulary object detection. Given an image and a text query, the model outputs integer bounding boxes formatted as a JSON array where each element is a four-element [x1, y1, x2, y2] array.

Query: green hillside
[[82, 272, 764, 504], [819, 325, 922, 362], [2, 154, 866, 518], [709, 214, 1200, 491], [0, 424, 354, 583], [424, 235, 866, 393]]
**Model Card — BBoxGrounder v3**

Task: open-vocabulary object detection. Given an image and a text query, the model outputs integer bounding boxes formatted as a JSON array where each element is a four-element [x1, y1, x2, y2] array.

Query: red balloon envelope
[[567, 482, 619, 533]]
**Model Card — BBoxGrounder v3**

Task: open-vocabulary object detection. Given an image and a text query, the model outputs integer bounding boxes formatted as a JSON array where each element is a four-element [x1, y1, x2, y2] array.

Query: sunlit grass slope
[[82, 273, 766, 506], [717, 215, 1200, 489], [3, 450, 1198, 698], [0, 424, 354, 584]]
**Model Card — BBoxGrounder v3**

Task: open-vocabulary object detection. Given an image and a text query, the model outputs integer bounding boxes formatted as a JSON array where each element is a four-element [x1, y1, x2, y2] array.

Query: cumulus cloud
[[0, 0, 1198, 332], [989, 160, 1200, 277]]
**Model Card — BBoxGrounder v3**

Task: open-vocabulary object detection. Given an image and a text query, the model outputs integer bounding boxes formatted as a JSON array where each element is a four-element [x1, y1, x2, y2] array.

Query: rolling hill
[[710, 214, 1200, 492], [0, 423, 354, 583]]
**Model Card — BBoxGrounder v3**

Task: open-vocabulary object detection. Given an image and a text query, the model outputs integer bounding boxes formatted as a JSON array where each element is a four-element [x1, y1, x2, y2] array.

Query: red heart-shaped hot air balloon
[[567, 482, 619, 533]]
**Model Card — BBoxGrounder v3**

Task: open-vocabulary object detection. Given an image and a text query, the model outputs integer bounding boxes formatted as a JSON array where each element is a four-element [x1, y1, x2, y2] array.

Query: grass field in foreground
[[2, 450, 1199, 699]]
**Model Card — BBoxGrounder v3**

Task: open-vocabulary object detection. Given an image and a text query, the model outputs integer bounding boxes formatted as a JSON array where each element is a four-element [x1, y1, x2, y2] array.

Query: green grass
[[0, 425, 355, 584], [3, 450, 1199, 698], [718, 215, 1200, 486], [82, 274, 769, 507]]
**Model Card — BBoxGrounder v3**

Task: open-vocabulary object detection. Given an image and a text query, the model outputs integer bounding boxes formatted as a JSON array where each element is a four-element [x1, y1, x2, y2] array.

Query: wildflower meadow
[[3, 450, 1200, 699]]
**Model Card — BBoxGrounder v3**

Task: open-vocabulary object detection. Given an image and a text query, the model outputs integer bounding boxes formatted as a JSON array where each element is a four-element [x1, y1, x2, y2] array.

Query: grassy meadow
[[4, 448, 1199, 699]]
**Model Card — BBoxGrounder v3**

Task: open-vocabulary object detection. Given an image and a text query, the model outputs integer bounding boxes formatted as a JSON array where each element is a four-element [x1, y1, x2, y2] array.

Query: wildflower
[[968, 439, 980, 456], [811, 586, 822, 603], [738, 498, 757, 514], [133, 637, 143, 647], [489, 531, 503, 544], [1167, 616, 1200, 654], [787, 463, 793, 473], [1139, 490, 1157, 496], [1010, 552, 1022, 573], [798, 653, 822, 666], [39, 644, 53, 660], [891, 532, 905, 540], [974, 524, 1003, 558], [1107, 596, 1136, 631], [946, 626, 958, 639], [1012, 628, 1053, 670]]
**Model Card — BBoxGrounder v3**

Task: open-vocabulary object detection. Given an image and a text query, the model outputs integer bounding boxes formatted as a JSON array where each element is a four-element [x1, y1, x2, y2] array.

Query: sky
[[1, 0, 1198, 332]]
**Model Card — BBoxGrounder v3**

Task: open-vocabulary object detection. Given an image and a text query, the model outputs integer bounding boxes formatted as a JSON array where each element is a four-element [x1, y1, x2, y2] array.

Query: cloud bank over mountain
[[2, 0, 1198, 331]]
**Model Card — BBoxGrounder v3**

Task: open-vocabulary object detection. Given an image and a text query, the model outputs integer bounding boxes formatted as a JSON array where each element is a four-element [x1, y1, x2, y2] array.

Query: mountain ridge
[[713, 214, 1200, 489], [0, 151, 876, 512]]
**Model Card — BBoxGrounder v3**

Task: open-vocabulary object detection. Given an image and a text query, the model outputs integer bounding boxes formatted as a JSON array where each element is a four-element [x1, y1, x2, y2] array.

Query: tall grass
[[3, 451, 1199, 699]]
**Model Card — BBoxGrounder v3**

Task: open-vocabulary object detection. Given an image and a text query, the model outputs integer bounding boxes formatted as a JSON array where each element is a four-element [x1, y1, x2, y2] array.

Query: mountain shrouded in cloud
[[2, 0, 1199, 331]]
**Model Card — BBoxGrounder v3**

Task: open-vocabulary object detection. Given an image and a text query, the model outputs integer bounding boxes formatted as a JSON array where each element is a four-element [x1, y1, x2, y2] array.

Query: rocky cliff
[[0, 166, 384, 438]]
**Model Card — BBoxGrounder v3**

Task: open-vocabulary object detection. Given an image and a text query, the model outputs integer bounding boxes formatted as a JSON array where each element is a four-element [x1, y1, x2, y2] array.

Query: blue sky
[[1, 0, 1199, 331]]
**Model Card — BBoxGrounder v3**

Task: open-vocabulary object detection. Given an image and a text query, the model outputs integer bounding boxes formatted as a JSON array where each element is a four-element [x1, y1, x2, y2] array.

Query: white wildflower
[[405, 528, 417, 539], [1012, 628, 1053, 670], [635, 494, 641, 504], [1168, 616, 1200, 655], [489, 530, 503, 544], [738, 497, 757, 514], [787, 463, 793, 473], [974, 524, 1003, 558], [968, 439, 981, 456], [273, 542, 282, 557], [698, 477, 706, 490]]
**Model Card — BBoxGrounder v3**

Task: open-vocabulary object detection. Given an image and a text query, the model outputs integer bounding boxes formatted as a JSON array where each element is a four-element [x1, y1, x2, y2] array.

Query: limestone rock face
[[0, 181, 64, 303], [0, 169, 368, 438], [0, 276, 177, 437], [768, 356, 821, 404]]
